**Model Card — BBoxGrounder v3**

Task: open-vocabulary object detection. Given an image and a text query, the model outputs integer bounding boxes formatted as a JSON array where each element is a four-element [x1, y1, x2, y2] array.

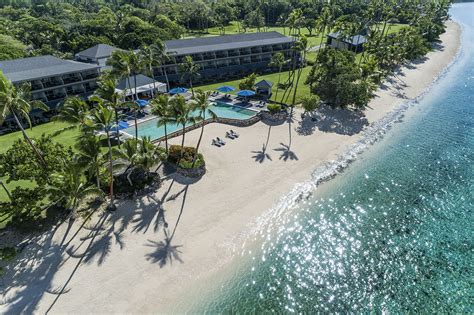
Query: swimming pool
[[122, 102, 257, 140]]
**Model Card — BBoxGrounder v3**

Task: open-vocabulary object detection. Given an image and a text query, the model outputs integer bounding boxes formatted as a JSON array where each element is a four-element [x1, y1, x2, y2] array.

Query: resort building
[[157, 32, 295, 85], [254, 79, 273, 98], [116, 74, 167, 99], [0, 55, 101, 109], [77, 32, 296, 87], [326, 32, 367, 53], [75, 44, 121, 70]]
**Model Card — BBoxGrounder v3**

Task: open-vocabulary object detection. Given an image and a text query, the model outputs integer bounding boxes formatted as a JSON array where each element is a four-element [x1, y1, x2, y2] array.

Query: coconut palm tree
[[90, 103, 117, 211], [179, 56, 200, 97], [150, 94, 172, 154], [107, 50, 134, 99], [152, 44, 173, 92], [139, 43, 168, 95], [0, 71, 48, 167], [53, 96, 92, 135], [269, 52, 287, 101], [189, 90, 216, 167], [168, 95, 195, 161], [290, 36, 309, 108], [129, 51, 143, 101], [91, 75, 126, 145], [75, 133, 105, 189], [47, 162, 103, 219]]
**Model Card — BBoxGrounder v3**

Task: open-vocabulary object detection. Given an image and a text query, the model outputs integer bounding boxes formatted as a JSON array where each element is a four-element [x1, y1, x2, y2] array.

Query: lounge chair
[[226, 131, 236, 139], [212, 139, 221, 147], [216, 137, 226, 145], [230, 130, 239, 138]]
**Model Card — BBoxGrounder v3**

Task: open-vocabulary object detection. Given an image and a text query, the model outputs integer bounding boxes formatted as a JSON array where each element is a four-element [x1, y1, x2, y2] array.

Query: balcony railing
[[63, 76, 82, 84], [42, 80, 63, 88], [82, 72, 99, 80]]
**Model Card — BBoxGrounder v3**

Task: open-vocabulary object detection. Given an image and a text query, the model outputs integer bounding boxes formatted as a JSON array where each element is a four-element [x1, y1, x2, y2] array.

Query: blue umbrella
[[135, 99, 149, 107], [111, 121, 130, 132], [237, 90, 256, 97], [169, 87, 188, 95], [217, 86, 235, 93]]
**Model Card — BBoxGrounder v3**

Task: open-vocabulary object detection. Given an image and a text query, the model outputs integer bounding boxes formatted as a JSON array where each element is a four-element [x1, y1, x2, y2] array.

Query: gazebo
[[254, 80, 273, 98]]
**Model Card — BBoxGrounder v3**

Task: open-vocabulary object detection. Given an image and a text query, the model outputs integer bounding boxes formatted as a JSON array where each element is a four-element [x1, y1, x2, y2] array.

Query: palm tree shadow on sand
[[145, 185, 188, 268], [274, 143, 299, 161]]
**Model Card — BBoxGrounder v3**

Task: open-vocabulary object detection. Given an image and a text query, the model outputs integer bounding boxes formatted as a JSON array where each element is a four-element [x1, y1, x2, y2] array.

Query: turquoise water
[[123, 102, 256, 140], [186, 4, 474, 313]]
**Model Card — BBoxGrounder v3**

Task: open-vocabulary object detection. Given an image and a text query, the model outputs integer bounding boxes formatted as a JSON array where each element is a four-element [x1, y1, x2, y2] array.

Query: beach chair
[[226, 131, 236, 139], [230, 130, 239, 138], [217, 137, 226, 145], [212, 139, 221, 147]]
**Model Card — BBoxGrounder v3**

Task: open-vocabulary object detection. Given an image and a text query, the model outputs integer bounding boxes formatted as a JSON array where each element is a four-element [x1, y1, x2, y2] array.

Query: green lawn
[[196, 66, 312, 104]]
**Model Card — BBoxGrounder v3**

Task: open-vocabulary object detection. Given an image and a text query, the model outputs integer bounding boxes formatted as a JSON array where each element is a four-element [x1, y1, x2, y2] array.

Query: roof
[[75, 44, 120, 59], [327, 32, 367, 46], [116, 74, 160, 90], [255, 79, 273, 88], [0, 55, 100, 83], [165, 32, 293, 56]]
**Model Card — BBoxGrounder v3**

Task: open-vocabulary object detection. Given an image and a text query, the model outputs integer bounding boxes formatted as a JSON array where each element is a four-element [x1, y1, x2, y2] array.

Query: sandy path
[[0, 21, 460, 314]]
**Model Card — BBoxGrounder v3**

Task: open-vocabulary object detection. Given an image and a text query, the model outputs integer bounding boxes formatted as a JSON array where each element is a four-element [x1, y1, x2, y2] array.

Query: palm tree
[[269, 52, 286, 101], [168, 95, 195, 162], [150, 94, 172, 153], [291, 36, 309, 108], [75, 133, 104, 189], [179, 56, 200, 97], [152, 44, 173, 92], [189, 90, 216, 167], [47, 162, 103, 220], [128, 51, 143, 101], [315, 6, 334, 58], [53, 96, 92, 135], [90, 103, 117, 211], [0, 72, 48, 167], [91, 75, 126, 145], [139, 43, 168, 95], [107, 50, 134, 99]]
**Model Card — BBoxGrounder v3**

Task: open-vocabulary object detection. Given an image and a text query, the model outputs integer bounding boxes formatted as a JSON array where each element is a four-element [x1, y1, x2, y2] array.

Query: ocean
[[185, 4, 473, 313]]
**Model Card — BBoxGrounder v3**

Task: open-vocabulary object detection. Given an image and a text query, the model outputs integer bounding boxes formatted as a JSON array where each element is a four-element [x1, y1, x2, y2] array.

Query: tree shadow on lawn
[[297, 106, 369, 136]]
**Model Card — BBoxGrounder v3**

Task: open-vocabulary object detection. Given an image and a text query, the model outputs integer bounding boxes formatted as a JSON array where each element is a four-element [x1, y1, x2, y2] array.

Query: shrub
[[239, 73, 257, 90], [267, 103, 282, 114], [167, 145, 205, 169]]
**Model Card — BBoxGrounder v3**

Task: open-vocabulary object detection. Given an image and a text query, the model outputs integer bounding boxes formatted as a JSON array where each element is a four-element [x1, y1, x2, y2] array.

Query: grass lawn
[[196, 66, 312, 104]]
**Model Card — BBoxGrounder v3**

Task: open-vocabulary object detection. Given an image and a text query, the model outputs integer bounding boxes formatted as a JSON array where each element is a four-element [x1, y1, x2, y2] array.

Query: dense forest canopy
[[0, 0, 452, 60]]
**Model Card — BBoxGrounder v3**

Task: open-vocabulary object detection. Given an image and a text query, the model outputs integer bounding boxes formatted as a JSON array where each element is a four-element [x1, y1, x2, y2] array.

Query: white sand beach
[[0, 21, 461, 314]]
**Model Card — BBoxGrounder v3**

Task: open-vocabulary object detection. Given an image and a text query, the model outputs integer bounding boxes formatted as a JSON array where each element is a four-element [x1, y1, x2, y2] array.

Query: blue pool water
[[123, 102, 256, 140], [180, 4, 474, 313]]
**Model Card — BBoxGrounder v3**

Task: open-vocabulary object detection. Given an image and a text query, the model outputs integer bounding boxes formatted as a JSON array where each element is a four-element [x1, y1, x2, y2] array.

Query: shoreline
[[0, 21, 461, 314]]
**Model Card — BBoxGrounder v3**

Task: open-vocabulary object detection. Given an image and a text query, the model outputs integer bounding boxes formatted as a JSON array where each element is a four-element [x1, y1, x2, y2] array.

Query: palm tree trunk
[[114, 107, 120, 148], [164, 124, 169, 153], [275, 70, 281, 101], [134, 74, 138, 101], [106, 131, 114, 207], [96, 168, 100, 189], [0, 179, 12, 202], [192, 112, 205, 168], [127, 77, 134, 100], [12, 111, 47, 168], [134, 110, 138, 140], [178, 124, 186, 165], [163, 67, 170, 92], [150, 66, 157, 97], [190, 78, 194, 97]]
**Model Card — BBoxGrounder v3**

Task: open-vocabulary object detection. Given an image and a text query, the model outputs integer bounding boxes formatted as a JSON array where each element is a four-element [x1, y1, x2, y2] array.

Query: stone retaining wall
[[152, 114, 261, 143]]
